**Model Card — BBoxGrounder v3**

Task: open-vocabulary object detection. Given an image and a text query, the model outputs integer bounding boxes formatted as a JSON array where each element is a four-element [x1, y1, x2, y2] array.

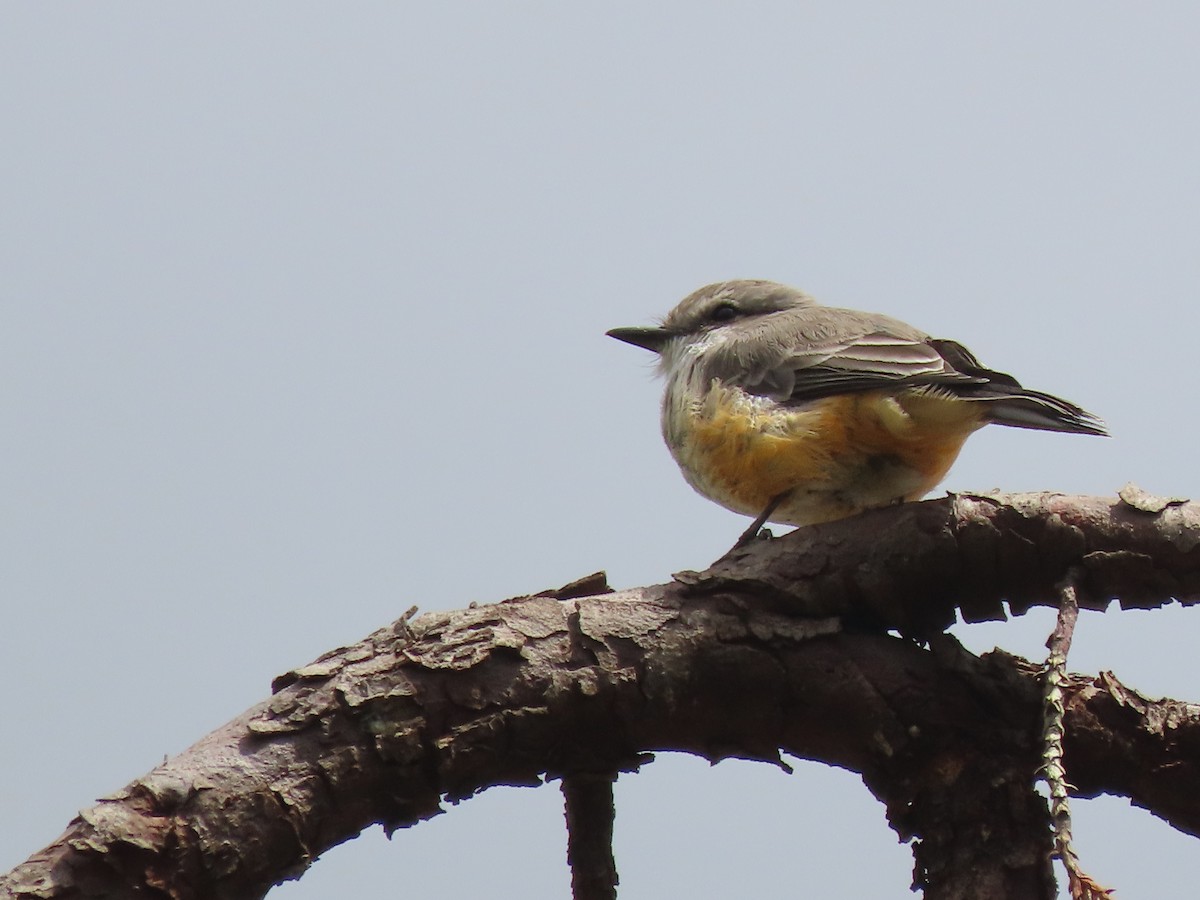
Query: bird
[[607, 279, 1106, 547]]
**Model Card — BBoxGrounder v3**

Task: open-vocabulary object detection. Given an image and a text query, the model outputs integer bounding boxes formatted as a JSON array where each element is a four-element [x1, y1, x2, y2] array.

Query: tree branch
[[562, 772, 619, 900], [4, 491, 1200, 900]]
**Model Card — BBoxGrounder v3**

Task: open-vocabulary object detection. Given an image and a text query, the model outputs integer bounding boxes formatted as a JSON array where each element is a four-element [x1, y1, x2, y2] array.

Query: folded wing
[[713, 308, 1106, 436]]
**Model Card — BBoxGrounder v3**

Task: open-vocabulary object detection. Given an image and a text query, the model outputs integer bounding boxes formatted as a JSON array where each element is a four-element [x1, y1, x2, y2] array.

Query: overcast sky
[[4, 4, 1199, 898]]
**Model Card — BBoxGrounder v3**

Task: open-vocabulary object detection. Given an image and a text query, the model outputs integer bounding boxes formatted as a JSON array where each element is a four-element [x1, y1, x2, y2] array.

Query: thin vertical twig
[[1041, 570, 1113, 900]]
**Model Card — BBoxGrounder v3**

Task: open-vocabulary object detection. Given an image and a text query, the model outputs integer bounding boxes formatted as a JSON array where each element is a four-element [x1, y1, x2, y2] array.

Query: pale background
[[4, 4, 1198, 897]]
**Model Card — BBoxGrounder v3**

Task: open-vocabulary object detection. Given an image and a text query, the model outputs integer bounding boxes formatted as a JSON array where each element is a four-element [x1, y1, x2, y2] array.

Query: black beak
[[605, 325, 673, 353]]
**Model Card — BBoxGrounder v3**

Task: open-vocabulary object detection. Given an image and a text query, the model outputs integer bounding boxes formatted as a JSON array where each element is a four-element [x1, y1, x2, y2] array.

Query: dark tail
[[931, 339, 1108, 436], [979, 389, 1108, 435]]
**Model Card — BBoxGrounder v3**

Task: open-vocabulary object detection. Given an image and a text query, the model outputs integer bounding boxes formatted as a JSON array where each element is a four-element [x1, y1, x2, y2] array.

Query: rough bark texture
[[562, 772, 619, 900], [4, 490, 1200, 900]]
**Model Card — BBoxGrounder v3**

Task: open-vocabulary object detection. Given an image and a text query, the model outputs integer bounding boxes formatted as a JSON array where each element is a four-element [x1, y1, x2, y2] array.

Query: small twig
[[562, 771, 619, 900], [1041, 569, 1113, 900]]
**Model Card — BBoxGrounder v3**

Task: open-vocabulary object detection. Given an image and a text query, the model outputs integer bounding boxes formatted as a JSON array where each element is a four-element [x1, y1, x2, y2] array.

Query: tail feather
[[981, 390, 1108, 436], [929, 338, 1107, 436]]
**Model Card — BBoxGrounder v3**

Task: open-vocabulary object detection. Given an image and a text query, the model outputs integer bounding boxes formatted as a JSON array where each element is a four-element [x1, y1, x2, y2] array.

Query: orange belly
[[667, 387, 986, 526]]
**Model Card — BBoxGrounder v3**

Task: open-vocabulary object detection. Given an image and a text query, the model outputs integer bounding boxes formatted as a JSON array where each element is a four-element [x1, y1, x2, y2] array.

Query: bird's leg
[[731, 492, 790, 550]]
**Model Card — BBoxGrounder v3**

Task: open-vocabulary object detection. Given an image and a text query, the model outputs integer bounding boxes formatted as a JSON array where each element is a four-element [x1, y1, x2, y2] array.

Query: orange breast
[[668, 386, 986, 526]]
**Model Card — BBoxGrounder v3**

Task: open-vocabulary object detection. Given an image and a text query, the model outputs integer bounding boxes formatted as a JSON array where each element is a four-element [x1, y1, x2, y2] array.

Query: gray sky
[[4, 4, 1198, 897]]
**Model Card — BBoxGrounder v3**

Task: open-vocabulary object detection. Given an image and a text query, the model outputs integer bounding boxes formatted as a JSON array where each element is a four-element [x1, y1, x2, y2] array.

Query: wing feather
[[691, 304, 1106, 435]]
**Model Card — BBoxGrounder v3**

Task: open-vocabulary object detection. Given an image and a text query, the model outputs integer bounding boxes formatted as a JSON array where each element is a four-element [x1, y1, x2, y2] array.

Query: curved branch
[[3, 491, 1199, 900]]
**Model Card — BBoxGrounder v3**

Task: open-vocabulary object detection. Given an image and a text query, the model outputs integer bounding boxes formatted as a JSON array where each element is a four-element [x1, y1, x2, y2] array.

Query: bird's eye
[[709, 301, 739, 323]]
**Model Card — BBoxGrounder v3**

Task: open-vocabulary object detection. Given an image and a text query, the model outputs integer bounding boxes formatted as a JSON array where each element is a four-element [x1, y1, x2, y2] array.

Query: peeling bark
[[4, 491, 1200, 900]]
